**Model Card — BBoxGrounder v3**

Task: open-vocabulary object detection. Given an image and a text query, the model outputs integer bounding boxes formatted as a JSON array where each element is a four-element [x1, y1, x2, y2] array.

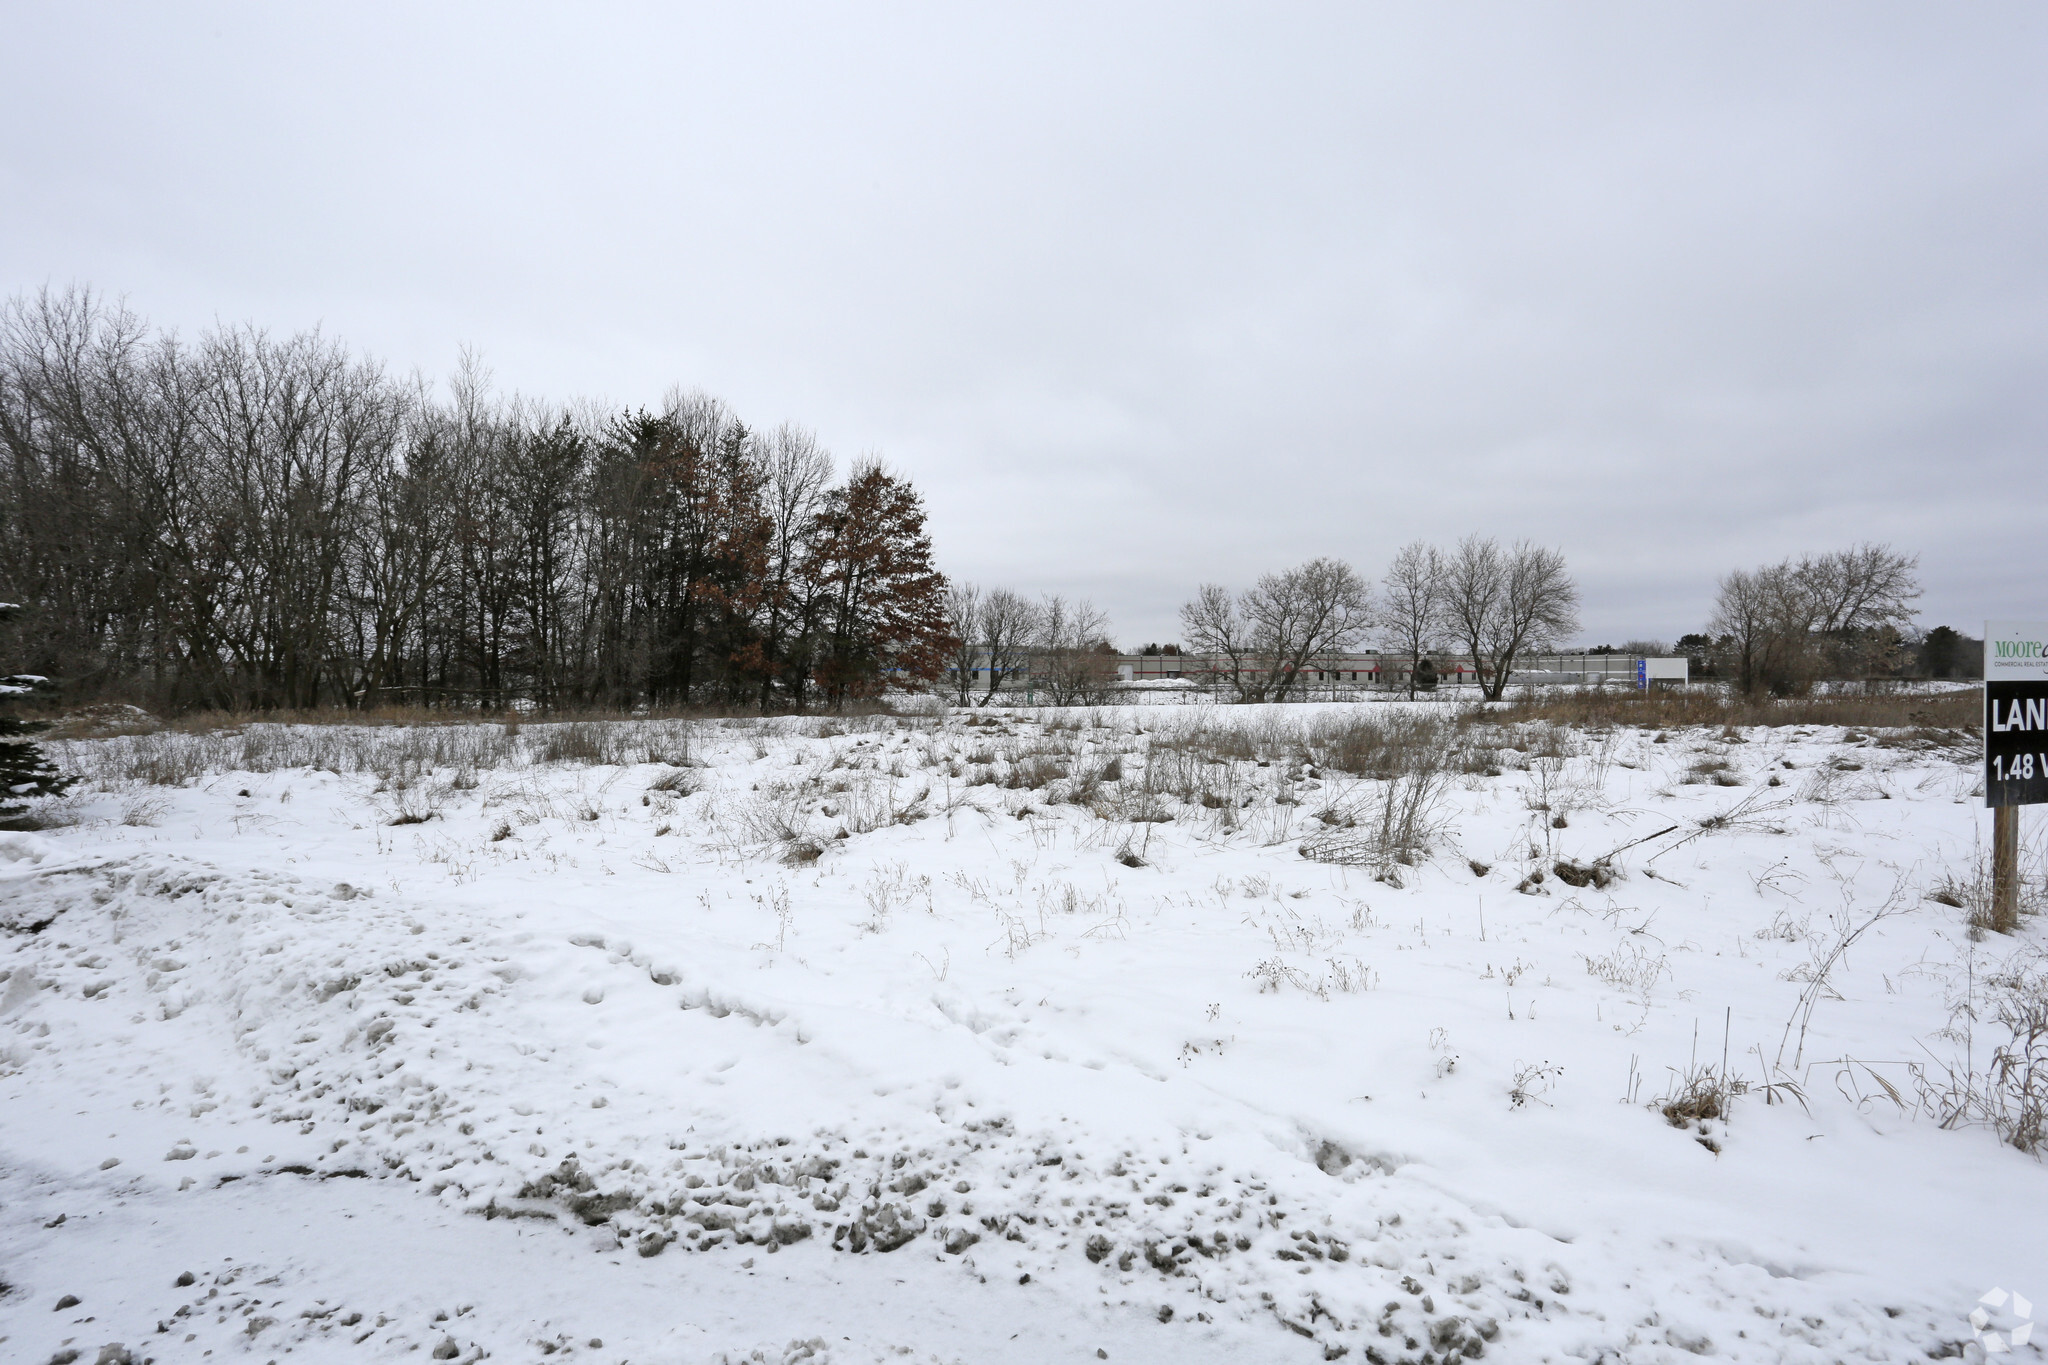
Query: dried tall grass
[[53, 716, 698, 787], [1296, 729, 1457, 875], [1921, 967, 2048, 1156], [1484, 687, 1978, 733]]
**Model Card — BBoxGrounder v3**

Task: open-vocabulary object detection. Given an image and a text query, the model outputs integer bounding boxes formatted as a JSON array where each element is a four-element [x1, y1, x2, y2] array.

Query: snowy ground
[[2, 703, 2043, 1365]]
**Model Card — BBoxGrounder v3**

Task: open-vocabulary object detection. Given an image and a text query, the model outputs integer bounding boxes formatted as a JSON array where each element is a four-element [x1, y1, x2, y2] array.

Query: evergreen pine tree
[[0, 603, 72, 826]]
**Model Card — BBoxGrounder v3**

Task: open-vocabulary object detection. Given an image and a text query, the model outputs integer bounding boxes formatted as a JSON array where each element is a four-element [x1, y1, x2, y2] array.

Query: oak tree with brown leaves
[[803, 461, 952, 708]]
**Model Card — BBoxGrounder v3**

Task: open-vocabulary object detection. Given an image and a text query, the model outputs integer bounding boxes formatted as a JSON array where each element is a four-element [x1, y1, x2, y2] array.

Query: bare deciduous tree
[[977, 588, 1041, 706], [1036, 594, 1115, 707], [1179, 582, 1264, 702], [1180, 558, 1373, 702], [1709, 563, 1811, 697], [943, 582, 983, 706], [941, 583, 1048, 706], [1804, 543, 1921, 635], [1442, 536, 1581, 701], [1245, 557, 1375, 703], [1380, 540, 1445, 698], [756, 423, 834, 709]]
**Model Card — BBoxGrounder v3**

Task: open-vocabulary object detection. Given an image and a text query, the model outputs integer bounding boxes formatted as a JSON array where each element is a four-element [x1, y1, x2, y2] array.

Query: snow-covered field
[[3, 703, 2043, 1365]]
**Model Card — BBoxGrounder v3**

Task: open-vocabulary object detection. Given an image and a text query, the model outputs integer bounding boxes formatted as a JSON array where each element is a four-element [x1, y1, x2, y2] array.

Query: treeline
[[1180, 539, 1581, 702], [0, 288, 951, 711], [941, 588, 1119, 707], [943, 540, 1585, 711], [1699, 545, 1924, 696]]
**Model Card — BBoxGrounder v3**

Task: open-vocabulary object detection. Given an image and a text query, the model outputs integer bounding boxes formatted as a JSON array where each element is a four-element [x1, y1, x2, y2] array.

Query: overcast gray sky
[[5, 3, 2042, 647]]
